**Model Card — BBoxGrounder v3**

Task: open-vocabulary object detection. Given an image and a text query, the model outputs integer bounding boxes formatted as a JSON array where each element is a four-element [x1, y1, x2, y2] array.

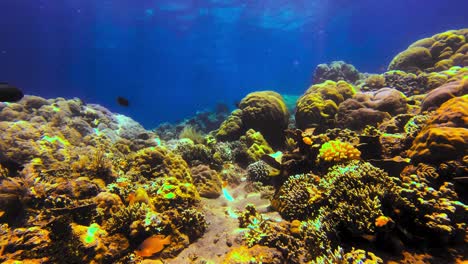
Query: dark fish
[[0, 83, 24, 102], [117, 96, 129, 107]]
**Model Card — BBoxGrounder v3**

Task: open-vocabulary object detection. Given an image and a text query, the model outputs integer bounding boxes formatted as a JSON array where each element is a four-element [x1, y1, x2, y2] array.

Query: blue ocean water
[[0, 0, 467, 128]]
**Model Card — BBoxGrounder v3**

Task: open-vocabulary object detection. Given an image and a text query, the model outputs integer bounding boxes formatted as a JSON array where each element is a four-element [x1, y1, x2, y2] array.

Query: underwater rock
[[313, 61, 363, 84], [388, 29, 468, 73]]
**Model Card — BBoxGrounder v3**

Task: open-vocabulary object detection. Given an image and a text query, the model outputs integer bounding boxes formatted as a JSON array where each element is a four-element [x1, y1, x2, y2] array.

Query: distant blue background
[[0, 0, 467, 128]]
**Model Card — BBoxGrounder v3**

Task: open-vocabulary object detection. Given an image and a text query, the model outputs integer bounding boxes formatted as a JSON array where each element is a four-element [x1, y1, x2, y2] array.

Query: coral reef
[[421, 79, 468, 111], [313, 61, 363, 84], [388, 29, 468, 73], [296, 80, 356, 130], [191, 165, 223, 198], [215, 91, 289, 148], [336, 88, 408, 130], [1, 28, 468, 264], [239, 129, 274, 163], [409, 95, 468, 163], [317, 140, 361, 163]]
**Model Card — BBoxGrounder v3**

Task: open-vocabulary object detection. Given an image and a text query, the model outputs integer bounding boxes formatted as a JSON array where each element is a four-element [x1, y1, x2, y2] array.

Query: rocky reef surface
[[0, 29, 467, 264]]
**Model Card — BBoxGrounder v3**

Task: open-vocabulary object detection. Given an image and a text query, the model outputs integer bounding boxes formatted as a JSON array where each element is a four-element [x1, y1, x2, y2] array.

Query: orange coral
[[375, 215, 391, 227]]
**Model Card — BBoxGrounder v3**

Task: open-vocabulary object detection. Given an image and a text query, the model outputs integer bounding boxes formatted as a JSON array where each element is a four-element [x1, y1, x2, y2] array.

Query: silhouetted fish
[[117, 96, 129, 107], [0, 83, 23, 102]]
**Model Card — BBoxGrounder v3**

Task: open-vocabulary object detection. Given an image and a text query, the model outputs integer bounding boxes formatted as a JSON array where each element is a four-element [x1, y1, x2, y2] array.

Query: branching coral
[[238, 205, 307, 263], [271, 174, 323, 220]]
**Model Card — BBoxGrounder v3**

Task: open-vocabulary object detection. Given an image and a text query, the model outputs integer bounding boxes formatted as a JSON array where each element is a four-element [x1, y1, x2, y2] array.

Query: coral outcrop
[[295, 80, 356, 130], [409, 95, 468, 163], [313, 61, 362, 84], [388, 29, 468, 73], [216, 91, 289, 147], [336, 88, 408, 130]]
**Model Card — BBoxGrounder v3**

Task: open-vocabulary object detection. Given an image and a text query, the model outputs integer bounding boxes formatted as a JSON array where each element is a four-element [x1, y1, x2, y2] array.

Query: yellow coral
[[318, 140, 361, 163]]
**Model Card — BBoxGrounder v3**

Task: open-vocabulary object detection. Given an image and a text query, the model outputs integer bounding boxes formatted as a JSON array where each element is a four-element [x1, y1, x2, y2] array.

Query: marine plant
[[179, 125, 205, 144]]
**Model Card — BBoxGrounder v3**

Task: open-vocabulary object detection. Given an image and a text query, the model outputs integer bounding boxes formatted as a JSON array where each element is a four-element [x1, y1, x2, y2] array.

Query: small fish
[[117, 96, 129, 107], [135, 235, 171, 257], [0, 83, 23, 102], [302, 137, 313, 145]]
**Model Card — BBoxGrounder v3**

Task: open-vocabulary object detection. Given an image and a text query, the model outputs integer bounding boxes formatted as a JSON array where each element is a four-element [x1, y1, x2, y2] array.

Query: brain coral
[[408, 95, 468, 163], [388, 29, 468, 73], [216, 91, 289, 147], [336, 88, 408, 130], [190, 165, 223, 198], [421, 79, 468, 111], [238, 91, 290, 147], [295, 80, 356, 130], [128, 147, 191, 181], [313, 61, 362, 84]]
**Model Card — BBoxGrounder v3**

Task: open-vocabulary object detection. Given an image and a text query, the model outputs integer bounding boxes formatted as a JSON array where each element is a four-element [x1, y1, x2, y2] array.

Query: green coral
[[240, 129, 274, 163], [388, 29, 468, 74], [295, 80, 356, 130], [239, 91, 290, 147], [128, 146, 191, 181], [216, 109, 244, 141], [153, 177, 200, 210]]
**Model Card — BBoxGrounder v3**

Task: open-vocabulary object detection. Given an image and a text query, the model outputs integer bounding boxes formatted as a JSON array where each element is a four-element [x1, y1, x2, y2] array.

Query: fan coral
[[317, 140, 361, 163]]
